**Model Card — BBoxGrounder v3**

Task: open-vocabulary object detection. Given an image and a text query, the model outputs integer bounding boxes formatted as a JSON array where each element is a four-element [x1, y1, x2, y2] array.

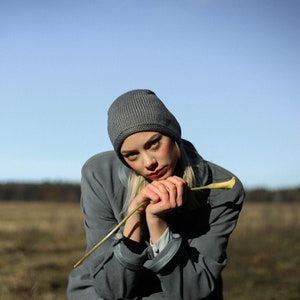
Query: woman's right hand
[[129, 176, 187, 215], [127, 183, 161, 215], [145, 176, 187, 217], [124, 182, 162, 241]]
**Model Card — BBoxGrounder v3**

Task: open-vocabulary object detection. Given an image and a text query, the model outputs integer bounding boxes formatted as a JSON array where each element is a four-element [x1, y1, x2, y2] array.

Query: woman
[[67, 89, 245, 299]]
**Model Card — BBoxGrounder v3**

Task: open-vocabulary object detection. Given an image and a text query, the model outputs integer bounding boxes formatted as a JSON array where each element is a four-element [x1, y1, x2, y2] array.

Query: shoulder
[[206, 161, 245, 205], [207, 161, 243, 188], [83, 151, 119, 170], [82, 151, 130, 186], [207, 161, 236, 180], [182, 139, 245, 204], [82, 151, 124, 172]]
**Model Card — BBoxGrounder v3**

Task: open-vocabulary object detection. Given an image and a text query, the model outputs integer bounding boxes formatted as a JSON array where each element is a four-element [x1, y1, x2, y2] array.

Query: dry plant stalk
[[73, 176, 236, 268]]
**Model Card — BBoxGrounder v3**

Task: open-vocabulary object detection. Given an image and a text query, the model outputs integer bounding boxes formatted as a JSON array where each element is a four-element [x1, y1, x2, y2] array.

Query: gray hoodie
[[67, 140, 245, 300]]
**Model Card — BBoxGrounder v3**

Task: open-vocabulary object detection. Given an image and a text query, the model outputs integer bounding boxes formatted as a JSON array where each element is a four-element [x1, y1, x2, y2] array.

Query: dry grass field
[[0, 200, 299, 299]]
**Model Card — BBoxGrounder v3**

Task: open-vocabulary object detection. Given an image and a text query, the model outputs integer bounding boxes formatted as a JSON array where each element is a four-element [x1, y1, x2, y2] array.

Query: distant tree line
[[0, 182, 299, 202], [0, 182, 81, 202], [245, 187, 300, 202]]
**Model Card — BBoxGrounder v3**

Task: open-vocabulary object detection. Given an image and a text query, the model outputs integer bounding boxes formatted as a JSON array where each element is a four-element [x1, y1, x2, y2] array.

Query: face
[[120, 131, 180, 181]]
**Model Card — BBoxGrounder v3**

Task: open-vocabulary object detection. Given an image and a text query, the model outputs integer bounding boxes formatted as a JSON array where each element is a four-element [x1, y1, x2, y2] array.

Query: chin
[[160, 170, 173, 180]]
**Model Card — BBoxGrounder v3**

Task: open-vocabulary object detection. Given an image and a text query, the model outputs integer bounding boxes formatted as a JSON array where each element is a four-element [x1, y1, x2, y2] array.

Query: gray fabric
[[107, 89, 181, 156], [67, 140, 245, 300]]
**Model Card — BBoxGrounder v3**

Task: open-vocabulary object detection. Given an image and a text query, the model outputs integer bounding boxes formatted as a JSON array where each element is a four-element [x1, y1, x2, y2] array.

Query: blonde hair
[[123, 142, 196, 213]]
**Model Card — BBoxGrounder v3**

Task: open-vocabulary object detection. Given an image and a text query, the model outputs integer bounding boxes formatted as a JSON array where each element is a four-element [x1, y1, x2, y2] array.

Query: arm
[[67, 153, 148, 299], [122, 176, 186, 247], [143, 164, 245, 299]]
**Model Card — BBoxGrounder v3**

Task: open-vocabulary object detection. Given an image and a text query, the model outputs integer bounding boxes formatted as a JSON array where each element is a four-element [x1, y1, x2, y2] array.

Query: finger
[[137, 184, 160, 204], [160, 180, 178, 208], [166, 176, 186, 206], [166, 175, 187, 186], [150, 181, 169, 204], [152, 180, 177, 208]]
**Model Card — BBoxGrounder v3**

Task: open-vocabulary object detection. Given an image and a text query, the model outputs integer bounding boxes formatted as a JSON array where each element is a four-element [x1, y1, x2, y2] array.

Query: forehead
[[121, 131, 160, 150]]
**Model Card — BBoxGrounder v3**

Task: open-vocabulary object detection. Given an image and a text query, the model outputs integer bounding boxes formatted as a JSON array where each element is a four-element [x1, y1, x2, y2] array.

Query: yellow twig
[[73, 176, 235, 268], [191, 176, 236, 191], [73, 201, 147, 268]]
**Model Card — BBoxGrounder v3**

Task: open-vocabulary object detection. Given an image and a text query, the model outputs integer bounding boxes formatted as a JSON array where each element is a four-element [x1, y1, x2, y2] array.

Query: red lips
[[148, 167, 167, 180]]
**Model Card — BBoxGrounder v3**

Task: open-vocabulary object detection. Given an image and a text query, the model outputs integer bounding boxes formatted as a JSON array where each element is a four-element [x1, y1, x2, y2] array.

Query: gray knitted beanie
[[107, 89, 181, 155]]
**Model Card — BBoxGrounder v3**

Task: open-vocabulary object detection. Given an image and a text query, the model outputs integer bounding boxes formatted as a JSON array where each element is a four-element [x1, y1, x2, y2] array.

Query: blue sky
[[1, 0, 299, 189]]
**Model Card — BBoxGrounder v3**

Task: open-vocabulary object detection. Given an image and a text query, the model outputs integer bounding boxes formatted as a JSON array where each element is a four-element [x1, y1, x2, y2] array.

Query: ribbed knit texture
[[107, 89, 181, 155]]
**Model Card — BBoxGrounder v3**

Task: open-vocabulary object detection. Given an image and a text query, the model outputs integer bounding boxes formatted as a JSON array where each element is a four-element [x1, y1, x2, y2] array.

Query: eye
[[149, 137, 161, 149], [124, 152, 138, 161]]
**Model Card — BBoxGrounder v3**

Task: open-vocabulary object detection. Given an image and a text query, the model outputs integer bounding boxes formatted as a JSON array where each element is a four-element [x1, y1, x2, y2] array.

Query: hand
[[143, 176, 186, 243], [124, 176, 186, 243], [145, 176, 187, 218]]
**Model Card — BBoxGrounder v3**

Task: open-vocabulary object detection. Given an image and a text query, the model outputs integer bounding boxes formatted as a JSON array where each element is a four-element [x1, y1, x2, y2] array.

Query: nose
[[143, 154, 158, 171]]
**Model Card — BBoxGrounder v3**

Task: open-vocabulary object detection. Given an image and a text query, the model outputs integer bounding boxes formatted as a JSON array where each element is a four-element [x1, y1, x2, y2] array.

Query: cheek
[[160, 141, 179, 162], [159, 145, 170, 158], [126, 160, 143, 173]]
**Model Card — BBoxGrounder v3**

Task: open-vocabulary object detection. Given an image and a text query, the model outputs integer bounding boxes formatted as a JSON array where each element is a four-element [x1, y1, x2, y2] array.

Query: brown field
[[0, 201, 299, 300]]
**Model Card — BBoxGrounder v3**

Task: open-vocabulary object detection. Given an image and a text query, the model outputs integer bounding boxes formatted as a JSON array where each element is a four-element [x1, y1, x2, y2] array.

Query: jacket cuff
[[113, 233, 148, 271], [144, 233, 182, 273]]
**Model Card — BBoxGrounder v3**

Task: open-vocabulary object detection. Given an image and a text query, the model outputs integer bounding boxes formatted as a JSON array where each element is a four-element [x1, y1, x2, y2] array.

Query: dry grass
[[223, 201, 300, 300], [0, 201, 299, 299], [0, 202, 84, 300]]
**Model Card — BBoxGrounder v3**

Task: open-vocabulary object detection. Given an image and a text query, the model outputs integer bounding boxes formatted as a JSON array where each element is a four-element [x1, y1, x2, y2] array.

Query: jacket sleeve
[[67, 153, 148, 300], [143, 162, 245, 299]]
